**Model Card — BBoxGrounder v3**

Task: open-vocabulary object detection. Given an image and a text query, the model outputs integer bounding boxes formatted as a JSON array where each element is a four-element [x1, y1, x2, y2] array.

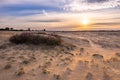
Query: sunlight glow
[[81, 19, 89, 25]]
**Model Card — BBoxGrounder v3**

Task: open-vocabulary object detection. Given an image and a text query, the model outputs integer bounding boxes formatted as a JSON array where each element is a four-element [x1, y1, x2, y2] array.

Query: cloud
[[28, 19, 63, 22], [0, 3, 60, 17], [63, 0, 120, 11], [49, 25, 76, 31], [0, 4, 59, 12], [42, 10, 48, 16], [86, 0, 108, 3], [93, 22, 120, 26], [0, 0, 65, 7], [1, 0, 119, 17]]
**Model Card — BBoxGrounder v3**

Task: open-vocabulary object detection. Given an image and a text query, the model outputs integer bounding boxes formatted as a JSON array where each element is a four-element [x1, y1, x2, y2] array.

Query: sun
[[81, 19, 89, 25]]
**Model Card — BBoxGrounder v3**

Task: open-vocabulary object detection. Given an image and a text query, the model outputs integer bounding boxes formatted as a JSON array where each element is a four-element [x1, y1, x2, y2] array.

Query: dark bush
[[9, 33, 62, 46], [9, 33, 31, 44]]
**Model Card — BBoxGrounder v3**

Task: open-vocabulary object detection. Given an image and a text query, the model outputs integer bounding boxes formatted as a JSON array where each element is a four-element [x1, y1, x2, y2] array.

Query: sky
[[0, 0, 120, 31]]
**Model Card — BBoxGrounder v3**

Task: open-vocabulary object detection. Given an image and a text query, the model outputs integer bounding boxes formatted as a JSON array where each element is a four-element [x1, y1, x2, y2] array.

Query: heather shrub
[[9, 33, 62, 46], [9, 33, 31, 44]]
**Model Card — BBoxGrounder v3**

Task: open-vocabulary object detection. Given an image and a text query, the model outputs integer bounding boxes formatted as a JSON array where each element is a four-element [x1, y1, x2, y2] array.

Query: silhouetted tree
[[0, 28, 4, 31], [5, 27, 10, 31], [20, 29, 23, 31], [43, 29, 46, 31], [28, 28, 31, 31], [10, 28, 13, 31]]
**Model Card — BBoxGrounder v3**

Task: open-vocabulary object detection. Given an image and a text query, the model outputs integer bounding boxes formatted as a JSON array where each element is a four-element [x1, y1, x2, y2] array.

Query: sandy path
[[60, 33, 103, 49]]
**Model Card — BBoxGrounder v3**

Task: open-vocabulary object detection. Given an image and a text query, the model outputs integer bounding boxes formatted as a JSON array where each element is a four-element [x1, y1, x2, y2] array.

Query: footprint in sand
[[86, 72, 93, 80]]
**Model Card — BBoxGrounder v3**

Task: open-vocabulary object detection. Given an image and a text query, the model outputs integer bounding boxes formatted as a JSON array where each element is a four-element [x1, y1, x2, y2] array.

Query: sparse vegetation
[[4, 64, 12, 69], [92, 39, 120, 48], [80, 48, 84, 53], [42, 68, 50, 74], [86, 72, 93, 80], [0, 44, 7, 49], [16, 68, 25, 76], [115, 53, 120, 57], [103, 72, 111, 80], [22, 60, 30, 64], [53, 74, 60, 80], [9, 33, 62, 46], [0, 31, 120, 80], [109, 57, 119, 62], [92, 54, 103, 59]]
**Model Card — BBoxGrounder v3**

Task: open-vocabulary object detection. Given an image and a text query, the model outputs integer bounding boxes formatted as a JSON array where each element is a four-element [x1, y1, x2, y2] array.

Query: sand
[[0, 31, 120, 80]]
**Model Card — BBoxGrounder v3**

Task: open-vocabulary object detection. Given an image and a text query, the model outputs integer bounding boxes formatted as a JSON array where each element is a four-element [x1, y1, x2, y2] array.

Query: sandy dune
[[0, 31, 120, 80]]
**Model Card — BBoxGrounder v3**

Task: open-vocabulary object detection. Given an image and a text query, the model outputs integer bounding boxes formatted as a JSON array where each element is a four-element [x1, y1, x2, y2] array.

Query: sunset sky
[[0, 0, 120, 31]]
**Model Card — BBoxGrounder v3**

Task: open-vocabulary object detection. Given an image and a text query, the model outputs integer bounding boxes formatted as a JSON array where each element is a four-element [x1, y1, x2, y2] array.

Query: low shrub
[[9, 33, 62, 46]]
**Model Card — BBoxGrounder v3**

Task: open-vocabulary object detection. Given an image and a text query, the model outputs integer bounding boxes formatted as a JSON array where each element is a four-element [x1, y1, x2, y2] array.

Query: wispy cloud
[[93, 22, 120, 26], [28, 19, 63, 22], [42, 10, 48, 16]]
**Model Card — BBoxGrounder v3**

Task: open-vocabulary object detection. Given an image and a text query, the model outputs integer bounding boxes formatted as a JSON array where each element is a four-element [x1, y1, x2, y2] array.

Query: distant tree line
[[0, 27, 13, 31], [0, 27, 46, 31], [0, 27, 31, 31]]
